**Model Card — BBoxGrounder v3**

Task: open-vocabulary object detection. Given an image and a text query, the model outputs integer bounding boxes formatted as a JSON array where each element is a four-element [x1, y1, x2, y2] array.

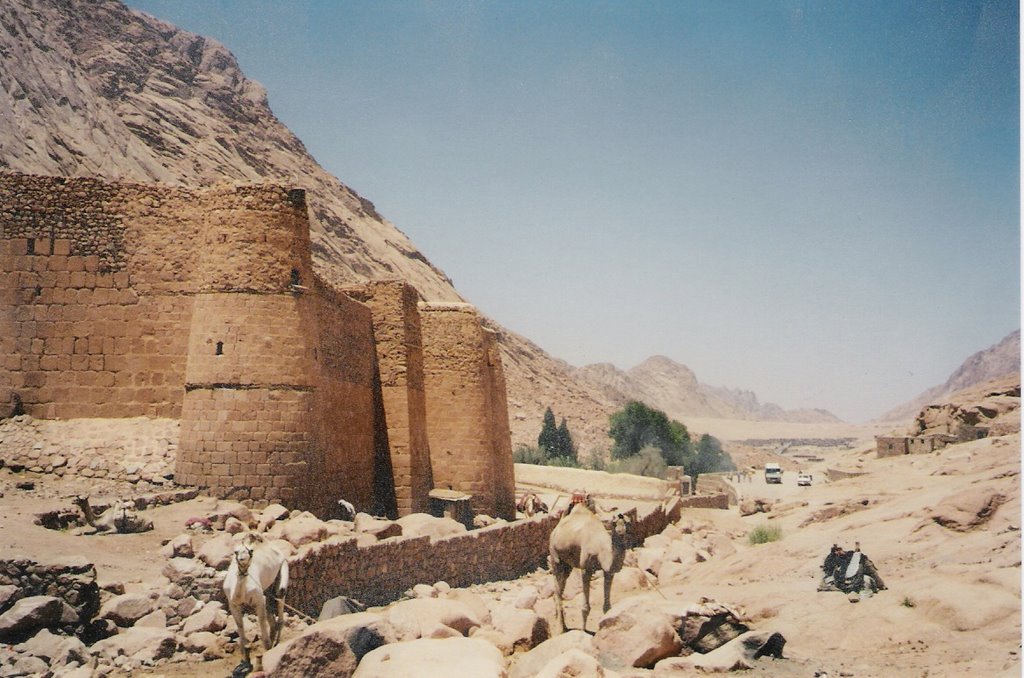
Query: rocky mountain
[[879, 329, 1021, 423], [575, 356, 841, 426]]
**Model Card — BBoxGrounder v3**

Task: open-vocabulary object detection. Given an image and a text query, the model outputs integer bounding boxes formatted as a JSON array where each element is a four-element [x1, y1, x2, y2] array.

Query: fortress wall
[[346, 280, 433, 515], [483, 328, 516, 520], [0, 174, 194, 418], [420, 303, 515, 519], [308, 282, 382, 515]]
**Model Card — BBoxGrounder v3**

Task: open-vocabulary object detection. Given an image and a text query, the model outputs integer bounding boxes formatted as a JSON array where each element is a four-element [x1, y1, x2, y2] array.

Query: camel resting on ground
[[73, 496, 153, 534], [223, 532, 290, 669], [548, 503, 632, 633]]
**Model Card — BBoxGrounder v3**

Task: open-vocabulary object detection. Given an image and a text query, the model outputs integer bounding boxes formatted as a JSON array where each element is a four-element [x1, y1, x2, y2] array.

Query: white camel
[[223, 532, 289, 669], [548, 503, 632, 633]]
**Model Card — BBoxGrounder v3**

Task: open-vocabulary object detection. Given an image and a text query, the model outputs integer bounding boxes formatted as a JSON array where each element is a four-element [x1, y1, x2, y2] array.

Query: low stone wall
[[676, 493, 730, 510], [825, 468, 869, 481], [695, 474, 738, 505], [0, 556, 100, 622], [287, 496, 704, 617], [287, 513, 560, 615]]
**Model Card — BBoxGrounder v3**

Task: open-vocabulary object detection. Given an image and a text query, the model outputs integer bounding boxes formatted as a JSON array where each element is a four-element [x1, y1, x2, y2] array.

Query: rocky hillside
[[576, 356, 841, 426], [879, 329, 1020, 423]]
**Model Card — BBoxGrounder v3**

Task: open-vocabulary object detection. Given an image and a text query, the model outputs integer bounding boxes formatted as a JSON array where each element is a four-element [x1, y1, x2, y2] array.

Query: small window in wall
[[26, 239, 34, 255], [290, 268, 301, 286], [33, 286, 42, 297], [215, 341, 224, 356]]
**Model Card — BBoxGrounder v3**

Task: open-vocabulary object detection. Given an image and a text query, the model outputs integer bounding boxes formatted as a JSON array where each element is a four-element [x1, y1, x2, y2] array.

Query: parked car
[[797, 472, 813, 486]]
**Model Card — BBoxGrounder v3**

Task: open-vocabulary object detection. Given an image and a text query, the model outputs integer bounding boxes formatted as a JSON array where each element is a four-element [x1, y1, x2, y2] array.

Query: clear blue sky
[[126, 1, 1019, 422]]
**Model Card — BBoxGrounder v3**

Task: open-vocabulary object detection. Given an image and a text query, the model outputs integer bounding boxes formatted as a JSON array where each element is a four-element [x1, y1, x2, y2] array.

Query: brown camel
[[548, 503, 632, 633], [73, 496, 153, 534]]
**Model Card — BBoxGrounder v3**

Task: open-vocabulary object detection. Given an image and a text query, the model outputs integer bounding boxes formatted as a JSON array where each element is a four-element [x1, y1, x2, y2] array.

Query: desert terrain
[[0, 388, 1018, 677]]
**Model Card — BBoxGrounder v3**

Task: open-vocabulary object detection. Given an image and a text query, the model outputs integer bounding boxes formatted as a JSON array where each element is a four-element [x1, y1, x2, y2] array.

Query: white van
[[764, 463, 783, 484]]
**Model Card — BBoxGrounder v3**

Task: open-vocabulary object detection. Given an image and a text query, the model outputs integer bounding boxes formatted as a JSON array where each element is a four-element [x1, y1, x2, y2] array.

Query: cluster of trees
[[608, 401, 734, 479], [513, 407, 578, 467], [513, 400, 735, 481]]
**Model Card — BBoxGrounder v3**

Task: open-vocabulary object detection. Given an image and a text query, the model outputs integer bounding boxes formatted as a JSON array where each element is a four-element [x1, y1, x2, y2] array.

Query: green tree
[[608, 401, 692, 466], [555, 418, 577, 463], [538, 407, 559, 456], [690, 433, 735, 479]]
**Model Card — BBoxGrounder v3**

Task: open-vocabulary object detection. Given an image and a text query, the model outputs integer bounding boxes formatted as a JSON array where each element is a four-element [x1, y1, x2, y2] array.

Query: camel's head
[[610, 512, 634, 548], [233, 540, 255, 575]]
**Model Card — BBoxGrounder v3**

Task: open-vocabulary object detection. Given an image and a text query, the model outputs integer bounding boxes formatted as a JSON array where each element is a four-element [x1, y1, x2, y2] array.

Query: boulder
[[99, 592, 154, 627], [259, 503, 290, 532], [354, 513, 402, 540], [352, 637, 506, 678], [91, 626, 177, 664], [386, 598, 483, 641], [181, 630, 225, 658], [263, 612, 395, 678], [654, 630, 786, 673], [610, 566, 652, 597], [181, 602, 227, 635], [440, 589, 492, 626], [514, 587, 539, 610], [508, 630, 594, 678], [489, 605, 550, 653], [677, 599, 749, 654], [279, 511, 330, 547], [930, 488, 1008, 532], [594, 598, 683, 669], [634, 546, 665, 575], [0, 584, 23, 613], [196, 533, 237, 570], [162, 557, 206, 584], [135, 609, 168, 629], [208, 501, 255, 530], [657, 561, 688, 586], [14, 627, 64, 661], [318, 596, 366, 622], [10, 655, 49, 676], [535, 648, 609, 678], [0, 596, 67, 641], [224, 516, 247, 534], [160, 534, 194, 559], [396, 513, 467, 541]]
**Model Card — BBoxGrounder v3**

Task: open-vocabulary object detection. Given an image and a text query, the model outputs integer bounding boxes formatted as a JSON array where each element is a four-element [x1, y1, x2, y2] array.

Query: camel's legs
[[254, 595, 273, 650], [581, 568, 593, 632], [230, 602, 250, 664], [603, 572, 614, 614], [552, 560, 571, 633], [271, 590, 286, 646]]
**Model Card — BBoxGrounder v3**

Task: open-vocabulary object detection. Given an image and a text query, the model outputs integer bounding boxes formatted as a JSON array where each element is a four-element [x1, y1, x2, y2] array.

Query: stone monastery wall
[[0, 172, 514, 519]]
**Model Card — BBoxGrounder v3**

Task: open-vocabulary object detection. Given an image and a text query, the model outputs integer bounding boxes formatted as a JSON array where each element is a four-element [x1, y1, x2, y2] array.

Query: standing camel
[[548, 503, 632, 633], [223, 533, 289, 671]]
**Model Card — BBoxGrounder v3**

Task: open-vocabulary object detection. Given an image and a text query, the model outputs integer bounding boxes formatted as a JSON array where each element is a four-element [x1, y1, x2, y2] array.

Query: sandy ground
[[1, 429, 1019, 677]]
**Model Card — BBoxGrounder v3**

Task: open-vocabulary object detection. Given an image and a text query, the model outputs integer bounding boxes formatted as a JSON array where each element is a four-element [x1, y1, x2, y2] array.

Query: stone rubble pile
[[0, 415, 178, 486]]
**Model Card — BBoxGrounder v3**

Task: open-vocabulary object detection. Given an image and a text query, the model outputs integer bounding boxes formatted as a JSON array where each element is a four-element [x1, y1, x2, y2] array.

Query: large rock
[[181, 601, 227, 635], [535, 648, 609, 678], [395, 513, 467, 541], [354, 513, 402, 540], [278, 511, 330, 547], [386, 598, 483, 641], [0, 585, 23, 613], [159, 534, 194, 559], [930, 487, 1008, 532], [91, 626, 177, 664], [594, 598, 682, 669], [99, 592, 154, 627], [352, 637, 506, 678], [489, 606, 550, 653], [208, 501, 255, 530], [196, 533, 237, 570], [162, 557, 207, 584], [654, 630, 786, 673], [0, 596, 68, 641], [259, 504, 291, 532], [318, 596, 366, 622], [676, 599, 749, 654], [508, 630, 594, 678], [263, 611, 395, 678]]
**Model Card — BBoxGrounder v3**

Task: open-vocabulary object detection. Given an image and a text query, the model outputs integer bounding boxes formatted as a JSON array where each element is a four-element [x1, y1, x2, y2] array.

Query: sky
[[125, 1, 1020, 423]]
